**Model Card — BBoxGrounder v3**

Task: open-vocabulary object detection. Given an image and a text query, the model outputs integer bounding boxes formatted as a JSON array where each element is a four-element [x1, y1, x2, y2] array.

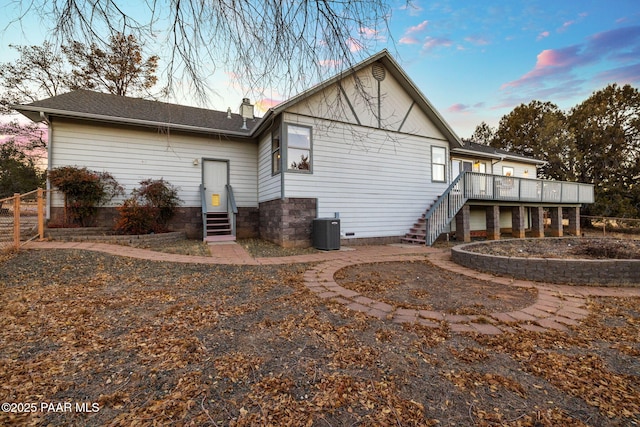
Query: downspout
[[491, 155, 505, 175], [40, 112, 51, 220]]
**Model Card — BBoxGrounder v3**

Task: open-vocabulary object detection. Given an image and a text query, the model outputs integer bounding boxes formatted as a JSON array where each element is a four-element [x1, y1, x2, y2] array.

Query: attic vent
[[372, 63, 386, 81]]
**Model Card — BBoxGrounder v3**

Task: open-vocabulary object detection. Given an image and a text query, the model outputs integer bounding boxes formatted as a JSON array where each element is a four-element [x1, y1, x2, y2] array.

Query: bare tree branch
[[9, 0, 398, 104]]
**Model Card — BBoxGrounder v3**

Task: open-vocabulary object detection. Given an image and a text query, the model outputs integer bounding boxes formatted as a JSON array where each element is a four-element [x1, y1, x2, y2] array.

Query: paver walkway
[[22, 240, 640, 335]]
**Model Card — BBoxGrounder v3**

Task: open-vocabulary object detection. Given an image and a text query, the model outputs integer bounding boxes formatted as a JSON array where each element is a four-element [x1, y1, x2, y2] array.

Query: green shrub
[[115, 178, 181, 234], [48, 166, 123, 226]]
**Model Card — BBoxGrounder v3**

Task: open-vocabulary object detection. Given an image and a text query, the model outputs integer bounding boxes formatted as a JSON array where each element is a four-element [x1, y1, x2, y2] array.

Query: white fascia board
[[451, 148, 546, 165]]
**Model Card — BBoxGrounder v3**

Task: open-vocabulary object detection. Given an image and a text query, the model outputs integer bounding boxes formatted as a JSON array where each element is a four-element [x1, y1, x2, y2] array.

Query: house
[[14, 50, 594, 247]]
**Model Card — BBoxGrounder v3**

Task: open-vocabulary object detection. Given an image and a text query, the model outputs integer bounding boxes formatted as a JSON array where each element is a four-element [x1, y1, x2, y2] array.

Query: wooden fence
[[0, 189, 47, 251], [583, 215, 640, 236]]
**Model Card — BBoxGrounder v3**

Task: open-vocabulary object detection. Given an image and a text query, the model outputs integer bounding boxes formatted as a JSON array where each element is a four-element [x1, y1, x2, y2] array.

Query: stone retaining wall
[[451, 240, 640, 286], [45, 228, 185, 245]]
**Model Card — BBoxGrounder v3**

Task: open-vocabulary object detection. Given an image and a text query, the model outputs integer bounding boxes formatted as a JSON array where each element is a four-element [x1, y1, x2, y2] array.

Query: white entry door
[[203, 160, 228, 212]]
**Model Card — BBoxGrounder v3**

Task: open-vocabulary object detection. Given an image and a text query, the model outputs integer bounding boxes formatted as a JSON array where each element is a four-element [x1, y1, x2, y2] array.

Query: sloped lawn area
[[1, 249, 639, 426]]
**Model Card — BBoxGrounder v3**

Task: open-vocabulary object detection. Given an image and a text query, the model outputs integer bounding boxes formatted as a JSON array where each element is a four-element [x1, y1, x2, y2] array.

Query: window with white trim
[[432, 146, 446, 182], [287, 124, 312, 172], [271, 131, 281, 175]]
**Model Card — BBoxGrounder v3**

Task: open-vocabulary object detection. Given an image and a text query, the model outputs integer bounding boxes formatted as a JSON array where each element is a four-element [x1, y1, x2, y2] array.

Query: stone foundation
[[259, 198, 317, 248], [341, 236, 403, 246], [236, 207, 259, 239]]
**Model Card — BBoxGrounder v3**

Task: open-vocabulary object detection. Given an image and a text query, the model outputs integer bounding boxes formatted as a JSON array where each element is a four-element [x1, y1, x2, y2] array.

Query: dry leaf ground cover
[[1, 248, 639, 426]]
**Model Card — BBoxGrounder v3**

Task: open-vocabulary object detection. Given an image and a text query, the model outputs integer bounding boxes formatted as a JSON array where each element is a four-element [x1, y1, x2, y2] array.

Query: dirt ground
[[1, 247, 639, 426], [335, 260, 538, 314]]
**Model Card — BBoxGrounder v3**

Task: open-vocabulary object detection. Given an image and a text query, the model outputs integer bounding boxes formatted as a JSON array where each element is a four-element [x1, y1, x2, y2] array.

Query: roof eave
[[451, 147, 546, 165], [13, 105, 257, 138]]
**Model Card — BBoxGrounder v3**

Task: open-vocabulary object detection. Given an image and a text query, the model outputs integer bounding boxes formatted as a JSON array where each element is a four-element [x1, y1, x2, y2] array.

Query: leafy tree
[[0, 121, 47, 197], [0, 141, 46, 198], [468, 121, 496, 146], [290, 154, 310, 171], [9, 1, 394, 101], [63, 33, 159, 97], [0, 33, 158, 112], [491, 100, 577, 180], [0, 42, 70, 113], [568, 83, 640, 217]]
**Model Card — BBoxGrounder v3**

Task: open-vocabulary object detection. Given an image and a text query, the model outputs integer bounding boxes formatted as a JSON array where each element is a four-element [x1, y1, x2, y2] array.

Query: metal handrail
[[226, 184, 238, 236], [424, 172, 468, 246], [226, 184, 238, 214], [199, 184, 207, 240]]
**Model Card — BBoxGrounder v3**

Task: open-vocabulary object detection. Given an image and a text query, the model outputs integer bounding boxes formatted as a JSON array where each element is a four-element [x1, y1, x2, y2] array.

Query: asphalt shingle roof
[[19, 90, 259, 135], [456, 141, 545, 164]]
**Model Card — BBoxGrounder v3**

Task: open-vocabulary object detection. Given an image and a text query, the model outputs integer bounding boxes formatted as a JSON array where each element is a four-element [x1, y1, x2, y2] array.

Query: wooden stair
[[204, 212, 235, 242], [401, 213, 428, 245], [401, 173, 469, 246]]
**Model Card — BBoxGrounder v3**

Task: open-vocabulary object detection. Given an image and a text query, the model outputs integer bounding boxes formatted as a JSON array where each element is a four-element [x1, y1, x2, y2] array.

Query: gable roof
[[452, 141, 546, 165], [13, 50, 462, 148], [14, 90, 259, 137], [256, 49, 464, 147]]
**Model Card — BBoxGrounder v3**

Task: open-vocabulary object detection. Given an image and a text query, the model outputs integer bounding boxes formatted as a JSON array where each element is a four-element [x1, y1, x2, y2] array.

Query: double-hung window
[[431, 146, 446, 182], [286, 124, 312, 172]]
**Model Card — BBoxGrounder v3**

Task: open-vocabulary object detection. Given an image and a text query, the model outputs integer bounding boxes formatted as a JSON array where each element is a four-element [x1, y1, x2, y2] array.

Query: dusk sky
[[1, 0, 639, 138]]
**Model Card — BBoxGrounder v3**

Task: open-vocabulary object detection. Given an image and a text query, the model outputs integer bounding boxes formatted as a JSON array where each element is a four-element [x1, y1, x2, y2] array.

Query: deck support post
[[511, 205, 526, 238], [485, 205, 501, 240], [455, 205, 471, 242], [567, 206, 581, 236], [549, 206, 563, 237], [530, 206, 545, 238]]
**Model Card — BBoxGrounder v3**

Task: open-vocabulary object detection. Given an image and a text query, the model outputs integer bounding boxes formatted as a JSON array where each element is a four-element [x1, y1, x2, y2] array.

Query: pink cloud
[[359, 27, 385, 41], [399, 36, 420, 45], [596, 63, 640, 84], [537, 31, 550, 41], [464, 35, 489, 46], [346, 37, 363, 52], [558, 20, 575, 33], [501, 44, 587, 89], [448, 103, 469, 113], [406, 20, 429, 34], [587, 25, 640, 55], [255, 98, 281, 112], [422, 36, 453, 52]]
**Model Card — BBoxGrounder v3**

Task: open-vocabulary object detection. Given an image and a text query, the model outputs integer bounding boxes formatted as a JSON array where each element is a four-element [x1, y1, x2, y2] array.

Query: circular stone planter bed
[[451, 238, 640, 286]]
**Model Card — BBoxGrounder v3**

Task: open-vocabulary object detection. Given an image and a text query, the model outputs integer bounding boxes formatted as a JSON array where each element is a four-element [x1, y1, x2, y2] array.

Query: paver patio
[[23, 240, 640, 334]]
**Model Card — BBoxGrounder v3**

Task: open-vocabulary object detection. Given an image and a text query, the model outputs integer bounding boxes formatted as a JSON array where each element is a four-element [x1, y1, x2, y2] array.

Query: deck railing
[[462, 172, 594, 204], [423, 172, 595, 245]]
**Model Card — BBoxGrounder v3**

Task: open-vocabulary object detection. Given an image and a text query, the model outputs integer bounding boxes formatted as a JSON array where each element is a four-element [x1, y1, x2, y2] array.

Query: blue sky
[[385, 0, 640, 137], [1, 0, 639, 138]]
